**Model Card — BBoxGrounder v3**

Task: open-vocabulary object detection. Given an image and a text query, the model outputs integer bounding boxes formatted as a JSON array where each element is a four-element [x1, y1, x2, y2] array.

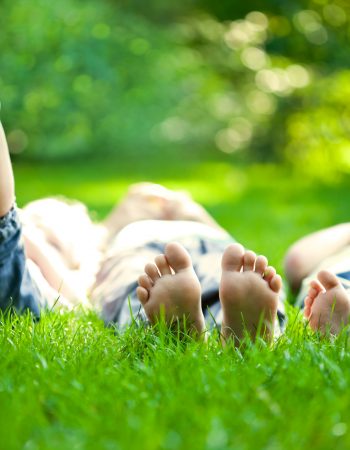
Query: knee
[[284, 247, 306, 293]]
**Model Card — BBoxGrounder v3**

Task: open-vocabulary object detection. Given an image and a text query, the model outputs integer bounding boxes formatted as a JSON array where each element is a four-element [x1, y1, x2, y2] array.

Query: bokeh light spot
[[73, 75, 93, 93], [8, 129, 28, 154], [246, 11, 269, 31], [241, 47, 268, 71], [323, 4, 347, 27], [159, 117, 188, 142], [256, 69, 292, 95], [211, 94, 239, 120], [286, 65, 310, 88], [225, 18, 267, 50], [294, 10, 328, 45], [54, 55, 73, 73], [246, 90, 276, 115], [215, 118, 252, 154], [129, 38, 150, 55], [92, 23, 110, 39]]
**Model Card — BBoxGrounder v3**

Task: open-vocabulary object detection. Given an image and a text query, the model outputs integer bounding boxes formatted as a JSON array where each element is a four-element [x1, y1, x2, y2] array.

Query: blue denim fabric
[[0, 207, 45, 316]]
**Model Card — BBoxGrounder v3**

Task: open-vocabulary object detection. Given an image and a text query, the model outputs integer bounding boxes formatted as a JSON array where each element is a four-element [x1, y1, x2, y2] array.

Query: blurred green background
[[1, 0, 350, 270], [2, 0, 350, 173]]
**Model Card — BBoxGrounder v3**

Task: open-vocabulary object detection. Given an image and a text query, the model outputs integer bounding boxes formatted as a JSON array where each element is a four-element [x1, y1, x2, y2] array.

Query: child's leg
[[0, 122, 44, 314], [0, 122, 15, 217], [284, 224, 350, 292], [23, 227, 90, 307]]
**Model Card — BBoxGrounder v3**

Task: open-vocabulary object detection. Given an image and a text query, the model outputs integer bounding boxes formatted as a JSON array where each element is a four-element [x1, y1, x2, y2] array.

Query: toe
[[317, 270, 340, 290], [155, 255, 172, 275], [145, 263, 160, 283], [255, 255, 268, 276], [304, 295, 316, 318], [138, 274, 153, 290], [264, 266, 276, 283], [310, 279, 324, 294], [221, 243, 244, 272], [269, 274, 282, 293], [243, 251, 256, 272], [307, 287, 319, 301], [164, 242, 192, 272], [136, 286, 149, 305], [304, 297, 312, 318], [304, 296, 312, 308]]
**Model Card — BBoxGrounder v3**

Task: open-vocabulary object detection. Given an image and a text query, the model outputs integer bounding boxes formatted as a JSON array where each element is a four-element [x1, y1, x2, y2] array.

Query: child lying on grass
[[0, 120, 349, 343]]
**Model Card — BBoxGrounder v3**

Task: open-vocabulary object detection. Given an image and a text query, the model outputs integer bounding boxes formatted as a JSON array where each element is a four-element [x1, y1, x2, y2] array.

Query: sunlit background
[[1, 0, 350, 267]]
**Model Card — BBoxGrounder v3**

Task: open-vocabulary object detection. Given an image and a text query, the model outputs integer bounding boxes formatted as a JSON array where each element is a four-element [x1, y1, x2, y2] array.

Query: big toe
[[165, 242, 192, 272], [317, 270, 340, 290], [221, 243, 245, 272]]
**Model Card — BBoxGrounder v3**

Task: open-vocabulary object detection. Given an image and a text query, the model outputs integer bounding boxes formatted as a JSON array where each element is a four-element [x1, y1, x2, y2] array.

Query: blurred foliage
[[1, 0, 350, 174]]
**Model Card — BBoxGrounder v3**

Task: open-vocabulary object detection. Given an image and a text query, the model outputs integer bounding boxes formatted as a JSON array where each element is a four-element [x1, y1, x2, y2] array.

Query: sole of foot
[[136, 242, 206, 338], [304, 270, 350, 335], [219, 243, 282, 346]]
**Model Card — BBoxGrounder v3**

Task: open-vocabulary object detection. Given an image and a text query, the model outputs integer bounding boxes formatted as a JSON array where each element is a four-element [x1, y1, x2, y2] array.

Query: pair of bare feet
[[137, 243, 282, 344], [137, 242, 350, 342]]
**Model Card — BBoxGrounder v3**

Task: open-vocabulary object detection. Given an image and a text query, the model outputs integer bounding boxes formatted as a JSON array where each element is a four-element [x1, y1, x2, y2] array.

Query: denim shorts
[[0, 207, 45, 316]]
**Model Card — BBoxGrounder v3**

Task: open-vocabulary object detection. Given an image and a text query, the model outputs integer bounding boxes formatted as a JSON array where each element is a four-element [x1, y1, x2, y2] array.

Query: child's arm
[[0, 122, 15, 217], [285, 223, 350, 291], [23, 228, 91, 307]]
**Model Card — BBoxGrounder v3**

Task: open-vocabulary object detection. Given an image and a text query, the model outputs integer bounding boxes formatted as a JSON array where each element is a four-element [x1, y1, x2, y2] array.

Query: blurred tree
[[0, 0, 349, 175]]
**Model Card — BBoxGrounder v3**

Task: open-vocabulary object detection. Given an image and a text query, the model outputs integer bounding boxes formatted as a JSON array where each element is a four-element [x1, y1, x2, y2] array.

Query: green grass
[[2, 160, 350, 450], [2, 309, 350, 450]]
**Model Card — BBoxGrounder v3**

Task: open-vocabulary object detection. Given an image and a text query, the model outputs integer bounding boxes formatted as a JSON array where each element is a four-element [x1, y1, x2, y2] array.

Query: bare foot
[[136, 242, 206, 337], [219, 243, 282, 345], [304, 270, 350, 335]]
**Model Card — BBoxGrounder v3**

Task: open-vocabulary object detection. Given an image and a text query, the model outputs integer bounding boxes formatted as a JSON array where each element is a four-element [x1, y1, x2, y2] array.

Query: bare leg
[[0, 122, 90, 307], [284, 224, 350, 292], [0, 122, 15, 217], [23, 227, 91, 307]]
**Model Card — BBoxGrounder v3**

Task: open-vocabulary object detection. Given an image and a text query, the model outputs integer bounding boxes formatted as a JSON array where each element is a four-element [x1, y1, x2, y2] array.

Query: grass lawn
[[1, 159, 350, 449]]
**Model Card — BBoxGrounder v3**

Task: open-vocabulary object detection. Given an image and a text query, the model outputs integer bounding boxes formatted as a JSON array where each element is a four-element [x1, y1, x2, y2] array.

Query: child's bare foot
[[136, 242, 206, 337], [304, 270, 350, 335], [219, 243, 282, 345]]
